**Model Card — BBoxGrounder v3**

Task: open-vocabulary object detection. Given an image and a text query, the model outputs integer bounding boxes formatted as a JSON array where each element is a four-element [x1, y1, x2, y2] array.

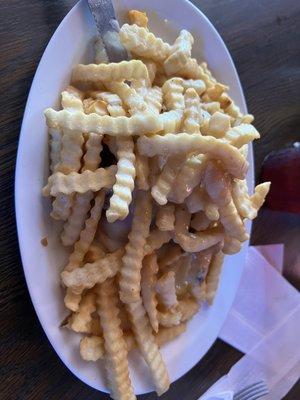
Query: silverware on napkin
[[87, 0, 129, 62], [233, 381, 269, 400], [201, 380, 269, 400]]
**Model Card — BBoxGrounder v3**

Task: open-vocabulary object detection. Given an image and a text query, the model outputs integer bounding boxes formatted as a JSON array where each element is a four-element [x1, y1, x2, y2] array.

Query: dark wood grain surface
[[0, 0, 299, 399]]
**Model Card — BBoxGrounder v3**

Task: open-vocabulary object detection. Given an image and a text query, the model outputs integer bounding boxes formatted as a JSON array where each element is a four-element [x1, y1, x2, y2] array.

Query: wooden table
[[1, 0, 299, 399]]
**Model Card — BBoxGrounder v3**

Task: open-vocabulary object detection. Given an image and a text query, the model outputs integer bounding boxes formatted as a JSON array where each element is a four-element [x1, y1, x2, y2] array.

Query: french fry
[[233, 113, 254, 127], [106, 136, 136, 223], [224, 98, 246, 122], [203, 161, 232, 207], [158, 110, 183, 133], [94, 36, 108, 64], [96, 280, 136, 400], [156, 323, 187, 346], [119, 191, 152, 303], [155, 204, 175, 231], [169, 154, 207, 203], [218, 92, 233, 110], [128, 9, 148, 28], [142, 59, 157, 85], [82, 133, 103, 172], [64, 290, 84, 313], [151, 155, 184, 205], [93, 92, 126, 117], [178, 58, 216, 88], [185, 186, 219, 221], [202, 111, 231, 138], [224, 124, 260, 148], [130, 58, 157, 92], [156, 271, 178, 309], [232, 179, 270, 219], [63, 191, 105, 310], [174, 205, 223, 252], [62, 92, 105, 242], [190, 281, 207, 303], [98, 218, 131, 252], [232, 179, 255, 219], [50, 88, 85, 220], [61, 85, 85, 108], [190, 211, 211, 231], [98, 230, 125, 253], [250, 182, 271, 211], [162, 78, 185, 110], [65, 191, 105, 271], [178, 297, 200, 321], [83, 98, 108, 116], [131, 77, 149, 98], [239, 144, 248, 158], [103, 136, 118, 159], [56, 90, 84, 174], [80, 335, 105, 361], [182, 79, 206, 95], [66, 290, 96, 333], [144, 86, 163, 114], [50, 193, 74, 221], [205, 251, 224, 304], [106, 81, 148, 115], [205, 162, 248, 241], [135, 150, 150, 190], [158, 309, 182, 327], [43, 165, 117, 196], [203, 82, 229, 103], [49, 128, 61, 172], [119, 24, 171, 62], [84, 243, 106, 263], [144, 228, 172, 256], [200, 62, 217, 85], [158, 243, 182, 271], [60, 98, 104, 238], [204, 161, 248, 240], [127, 300, 170, 395], [164, 30, 194, 75], [148, 156, 162, 187], [187, 247, 216, 286], [44, 108, 163, 136], [141, 253, 159, 332], [137, 133, 249, 179], [61, 249, 123, 293], [72, 60, 148, 83], [176, 58, 206, 81], [201, 101, 222, 115], [61, 136, 101, 241], [182, 88, 202, 133], [223, 235, 242, 255], [61, 192, 94, 246]]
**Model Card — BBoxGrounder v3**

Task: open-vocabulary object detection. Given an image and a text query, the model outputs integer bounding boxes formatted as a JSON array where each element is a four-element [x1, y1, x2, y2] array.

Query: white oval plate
[[15, 0, 253, 395]]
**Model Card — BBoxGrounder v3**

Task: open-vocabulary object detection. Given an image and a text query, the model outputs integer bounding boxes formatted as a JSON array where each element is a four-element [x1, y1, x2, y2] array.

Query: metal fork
[[233, 381, 269, 400], [87, 0, 129, 62]]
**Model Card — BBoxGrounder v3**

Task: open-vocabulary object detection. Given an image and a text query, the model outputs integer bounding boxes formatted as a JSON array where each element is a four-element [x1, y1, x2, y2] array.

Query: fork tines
[[233, 380, 269, 400]]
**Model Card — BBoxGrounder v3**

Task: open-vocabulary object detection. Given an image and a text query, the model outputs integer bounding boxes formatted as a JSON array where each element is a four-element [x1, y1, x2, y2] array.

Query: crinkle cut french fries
[[42, 9, 271, 400]]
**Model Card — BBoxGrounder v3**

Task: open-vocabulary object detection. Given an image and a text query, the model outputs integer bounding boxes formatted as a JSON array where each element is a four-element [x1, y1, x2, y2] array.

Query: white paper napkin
[[254, 244, 284, 273], [200, 245, 300, 399]]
